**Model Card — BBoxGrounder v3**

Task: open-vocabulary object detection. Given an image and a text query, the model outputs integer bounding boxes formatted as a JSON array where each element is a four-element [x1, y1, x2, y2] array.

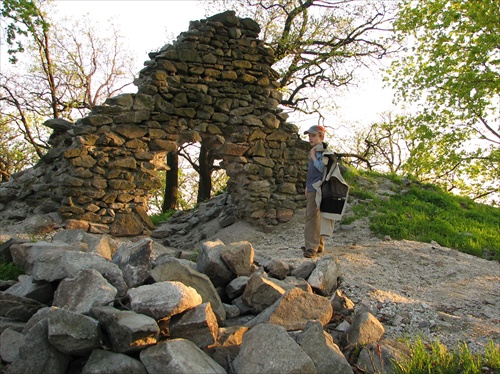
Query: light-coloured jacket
[[312, 152, 350, 236]]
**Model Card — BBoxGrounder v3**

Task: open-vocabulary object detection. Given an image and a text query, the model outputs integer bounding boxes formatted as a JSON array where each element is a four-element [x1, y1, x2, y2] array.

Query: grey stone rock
[[53, 269, 117, 314], [169, 302, 219, 348], [331, 289, 355, 316], [5, 275, 54, 303], [345, 311, 385, 346], [241, 273, 285, 312], [127, 281, 202, 320], [247, 288, 333, 330], [47, 307, 103, 355], [308, 255, 341, 295], [0, 318, 25, 334], [291, 260, 316, 279], [112, 238, 152, 288], [225, 276, 249, 300], [0, 328, 24, 363], [5, 319, 70, 374], [140, 338, 226, 374], [233, 323, 315, 374], [356, 339, 409, 374], [265, 258, 289, 280], [211, 326, 248, 372], [296, 320, 353, 374], [220, 241, 254, 277], [82, 349, 147, 374], [90, 306, 159, 353], [150, 256, 226, 321], [0, 292, 46, 322], [197, 240, 235, 287]]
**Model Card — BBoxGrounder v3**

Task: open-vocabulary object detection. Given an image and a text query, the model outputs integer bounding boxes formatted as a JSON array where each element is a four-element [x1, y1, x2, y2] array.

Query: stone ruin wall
[[0, 11, 310, 236]]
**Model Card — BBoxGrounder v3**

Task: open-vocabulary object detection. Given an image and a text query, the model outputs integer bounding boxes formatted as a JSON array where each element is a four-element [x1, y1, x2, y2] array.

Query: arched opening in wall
[[148, 142, 228, 214]]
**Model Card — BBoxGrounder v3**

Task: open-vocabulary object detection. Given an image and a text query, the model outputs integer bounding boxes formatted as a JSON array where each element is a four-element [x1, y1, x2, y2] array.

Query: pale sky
[[53, 0, 395, 136]]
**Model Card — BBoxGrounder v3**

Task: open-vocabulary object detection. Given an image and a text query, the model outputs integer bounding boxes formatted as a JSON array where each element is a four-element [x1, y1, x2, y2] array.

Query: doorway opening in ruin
[[148, 142, 228, 214]]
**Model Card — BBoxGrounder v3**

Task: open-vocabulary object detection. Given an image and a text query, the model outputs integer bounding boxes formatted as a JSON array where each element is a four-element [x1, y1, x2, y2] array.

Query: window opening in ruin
[[148, 143, 228, 214]]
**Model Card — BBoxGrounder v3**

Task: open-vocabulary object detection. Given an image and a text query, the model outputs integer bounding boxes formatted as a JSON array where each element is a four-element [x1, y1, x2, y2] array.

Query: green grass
[[0, 261, 24, 280], [150, 209, 176, 226], [393, 338, 500, 374], [342, 168, 500, 261]]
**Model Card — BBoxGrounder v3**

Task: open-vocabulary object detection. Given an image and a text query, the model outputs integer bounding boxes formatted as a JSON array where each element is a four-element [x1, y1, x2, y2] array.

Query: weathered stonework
[[0, 11, 310, 236]]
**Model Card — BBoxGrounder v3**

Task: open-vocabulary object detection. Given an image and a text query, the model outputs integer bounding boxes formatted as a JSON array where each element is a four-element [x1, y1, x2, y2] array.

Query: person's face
[[308, 132, 323, 147]]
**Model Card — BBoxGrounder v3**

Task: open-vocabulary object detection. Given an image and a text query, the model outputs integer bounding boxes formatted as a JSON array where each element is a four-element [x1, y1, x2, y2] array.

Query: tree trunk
[[162, 151, 179, 212], [197, 144, 213, 204]]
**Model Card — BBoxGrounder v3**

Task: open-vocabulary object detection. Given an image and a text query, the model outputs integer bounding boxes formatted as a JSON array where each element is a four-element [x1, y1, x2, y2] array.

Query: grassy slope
[[341, 167, 499, 261]]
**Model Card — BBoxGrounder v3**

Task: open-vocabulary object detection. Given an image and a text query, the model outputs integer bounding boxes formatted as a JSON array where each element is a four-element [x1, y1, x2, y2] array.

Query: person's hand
[[310, 147, 317, 160]]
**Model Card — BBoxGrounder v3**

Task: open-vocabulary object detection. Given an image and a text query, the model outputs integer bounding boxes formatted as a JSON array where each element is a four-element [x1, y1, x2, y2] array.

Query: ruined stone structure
[[0, 11, 310, 236]]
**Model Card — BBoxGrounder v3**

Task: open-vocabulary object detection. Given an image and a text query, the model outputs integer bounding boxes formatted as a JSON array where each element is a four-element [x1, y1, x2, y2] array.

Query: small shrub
[[150, 210, 176, 226], [0, 261, 24, 281]]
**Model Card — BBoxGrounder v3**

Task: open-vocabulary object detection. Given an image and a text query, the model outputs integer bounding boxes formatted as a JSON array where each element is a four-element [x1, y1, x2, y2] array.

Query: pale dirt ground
[[201, 208, 500, 354]]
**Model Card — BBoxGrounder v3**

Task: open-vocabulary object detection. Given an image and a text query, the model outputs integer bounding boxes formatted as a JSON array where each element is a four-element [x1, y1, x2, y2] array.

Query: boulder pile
[[0, 231, 405, 373]]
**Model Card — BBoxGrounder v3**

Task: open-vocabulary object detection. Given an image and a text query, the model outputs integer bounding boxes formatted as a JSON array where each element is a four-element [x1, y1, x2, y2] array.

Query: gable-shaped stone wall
[[0, 11, 310, 236]]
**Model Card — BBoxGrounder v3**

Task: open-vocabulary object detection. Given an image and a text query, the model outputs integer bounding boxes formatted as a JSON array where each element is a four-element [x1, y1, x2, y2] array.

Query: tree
[[204, 0, 398, 122], [0, 0, 136, 179], [387, 0, 499, 203]]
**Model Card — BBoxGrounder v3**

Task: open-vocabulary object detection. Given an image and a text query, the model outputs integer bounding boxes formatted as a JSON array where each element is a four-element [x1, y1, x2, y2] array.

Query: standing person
[[303, 125, 328, 258]]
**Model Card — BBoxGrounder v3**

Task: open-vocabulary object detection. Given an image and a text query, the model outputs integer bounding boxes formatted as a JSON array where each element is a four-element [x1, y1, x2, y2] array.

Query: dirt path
[[210, 208, 500, 353]]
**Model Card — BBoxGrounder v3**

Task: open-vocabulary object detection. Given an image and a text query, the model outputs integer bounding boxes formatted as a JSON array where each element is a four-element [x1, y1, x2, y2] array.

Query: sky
[[52, 0, 395, 137]]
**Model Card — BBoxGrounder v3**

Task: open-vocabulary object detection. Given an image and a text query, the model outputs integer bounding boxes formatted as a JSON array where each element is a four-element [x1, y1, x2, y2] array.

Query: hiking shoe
[[303, 249, 317, 258], [302, 246, 323, 253]]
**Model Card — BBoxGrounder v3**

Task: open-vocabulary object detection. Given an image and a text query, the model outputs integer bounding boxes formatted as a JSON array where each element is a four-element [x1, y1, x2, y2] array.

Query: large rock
[[220, 241, 254, 276], [356, 339, 409, 374], [28, 248, 127, 296], [90, 306, 159, 353], [345, 311, 385, 346], [211, 326, 249, 372], [140, 338, 226, 374], [233, 323, 316, 374], [247, 288, 333, 330], [169, 302, 219, 348], [4, 275, 54, 303], [307, 255, 341, 295], [196, 240, 235, 287], [296, 320, 353, 374], [53, 269, 117, 314], [127, 281, 202, 320], [0, 292, 46, 322], [112, 238, 152, 288], [151, 256, 226, 321], [47, 307, 103, 356], [241, 273, 286, 312], [0, 328, 24, 363], [5, 319, 70, 374], [82, 349, 147, 374]]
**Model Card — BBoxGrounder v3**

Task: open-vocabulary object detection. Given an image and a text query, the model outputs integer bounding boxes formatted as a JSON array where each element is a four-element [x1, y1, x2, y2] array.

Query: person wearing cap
[[303, 125, 328, 258]]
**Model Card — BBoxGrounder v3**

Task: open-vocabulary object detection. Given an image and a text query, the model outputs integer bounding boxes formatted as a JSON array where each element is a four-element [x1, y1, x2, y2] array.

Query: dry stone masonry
[[0, 11, 310, 236]]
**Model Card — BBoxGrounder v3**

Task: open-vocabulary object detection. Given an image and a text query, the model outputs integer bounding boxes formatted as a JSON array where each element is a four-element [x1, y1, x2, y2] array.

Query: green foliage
[[0, 0, 50, 64], [394, 337, 500, 374], [150, 209, 176, 226], [342, 168, 499, 260], [0, 261, 24, 280], [0, 118, 39, 180], [387, 0, 500, 204]]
